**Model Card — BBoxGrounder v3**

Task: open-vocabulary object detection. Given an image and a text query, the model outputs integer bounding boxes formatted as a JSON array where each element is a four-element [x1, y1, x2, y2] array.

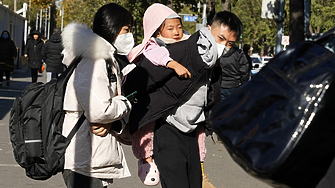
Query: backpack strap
[[66, 57, 111, 140], [63, 56, 85, 140], [66, 113, 86, 140]]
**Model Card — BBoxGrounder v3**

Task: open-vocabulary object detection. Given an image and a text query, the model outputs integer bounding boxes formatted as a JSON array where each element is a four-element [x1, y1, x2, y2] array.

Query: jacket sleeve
[[238, 51, 251, 84], [74, 59, 132, 124], [11, 41, 17, 58], [143, 42, 173, 67], [41, 42, 48, 61], [25, 40, 30, 55]]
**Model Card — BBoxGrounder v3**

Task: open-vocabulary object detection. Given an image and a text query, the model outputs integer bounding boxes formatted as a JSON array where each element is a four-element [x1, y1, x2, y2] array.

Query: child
[[128, 3, 207, 186]]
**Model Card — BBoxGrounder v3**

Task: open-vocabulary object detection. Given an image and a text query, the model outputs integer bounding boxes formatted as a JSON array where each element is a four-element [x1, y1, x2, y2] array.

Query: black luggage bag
[[210, 28, 335, 188]]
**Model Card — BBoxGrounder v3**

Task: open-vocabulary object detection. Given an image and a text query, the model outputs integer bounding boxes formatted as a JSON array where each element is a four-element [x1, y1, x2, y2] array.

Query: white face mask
[[217, 43, 230, 58], [113, 33, 134, 55]]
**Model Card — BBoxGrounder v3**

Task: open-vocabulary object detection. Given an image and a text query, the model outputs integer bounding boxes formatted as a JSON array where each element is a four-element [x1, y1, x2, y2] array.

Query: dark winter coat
[[219, 45, 250, 89], [124, 31, 221, 134], [25, 31, 44, 69], [0, 30, 17, 71], [41, 33, 64, 73]]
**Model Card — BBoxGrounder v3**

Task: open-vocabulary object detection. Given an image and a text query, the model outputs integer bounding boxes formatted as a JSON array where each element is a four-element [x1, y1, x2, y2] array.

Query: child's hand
[[167, 60, 192, 79]]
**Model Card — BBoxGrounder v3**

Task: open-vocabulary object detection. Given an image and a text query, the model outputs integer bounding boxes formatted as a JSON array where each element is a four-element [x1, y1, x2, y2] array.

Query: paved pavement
[[0, 66, 272, 188]]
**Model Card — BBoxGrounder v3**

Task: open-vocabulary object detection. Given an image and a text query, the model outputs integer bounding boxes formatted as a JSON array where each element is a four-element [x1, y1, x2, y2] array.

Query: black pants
[[62, 169, 108, 188], [31, 68, 39, 83], [0, 71, 10, 82], [153, 119, 202, 188]]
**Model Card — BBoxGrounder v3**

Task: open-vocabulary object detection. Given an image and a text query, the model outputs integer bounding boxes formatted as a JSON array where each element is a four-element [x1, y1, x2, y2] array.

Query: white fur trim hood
[[62, 23, 115, 65]]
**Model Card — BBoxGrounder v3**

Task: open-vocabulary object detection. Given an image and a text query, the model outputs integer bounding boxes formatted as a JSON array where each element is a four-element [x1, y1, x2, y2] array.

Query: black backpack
[[210, 35, 335, 187], [9, 56, 85, 180]]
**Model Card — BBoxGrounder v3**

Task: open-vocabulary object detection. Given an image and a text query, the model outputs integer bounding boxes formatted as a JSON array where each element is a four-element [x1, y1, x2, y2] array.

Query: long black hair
[[92, 3, 133, 45]]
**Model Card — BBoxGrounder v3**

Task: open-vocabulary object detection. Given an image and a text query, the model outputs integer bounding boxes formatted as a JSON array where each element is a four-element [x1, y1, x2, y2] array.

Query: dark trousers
[[218, 87, 239, 141], [153, 119, 202, 188], [220, 87, 239, 101], [52, 72, 60, 79], [0, 71, 10, 82], [31, 68, 39, 83], [62, 169, 108, 188]]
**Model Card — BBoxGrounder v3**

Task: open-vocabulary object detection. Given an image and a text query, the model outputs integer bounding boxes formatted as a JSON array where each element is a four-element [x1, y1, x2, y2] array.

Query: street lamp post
[[202, 0, 207, 26], [47, 5, 51, 39], [275, 0, 285, 54], [61, 5, 64, 31], [39, 9, 42, 33], [44, 8, 47, 38], [35, 13, 39, 30]]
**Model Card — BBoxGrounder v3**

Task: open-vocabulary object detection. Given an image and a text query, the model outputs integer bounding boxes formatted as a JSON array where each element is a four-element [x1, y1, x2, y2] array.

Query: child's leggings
[[132, 121, 207, 162]]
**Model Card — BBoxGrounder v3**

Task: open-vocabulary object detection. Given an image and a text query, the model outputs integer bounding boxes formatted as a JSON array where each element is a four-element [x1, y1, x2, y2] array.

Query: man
[[41, 29, 64, 82], [216, 12, 250, 100], [243, 44, 253, 72], [24, 30, 44, 83], [125, 10, 243, 188]]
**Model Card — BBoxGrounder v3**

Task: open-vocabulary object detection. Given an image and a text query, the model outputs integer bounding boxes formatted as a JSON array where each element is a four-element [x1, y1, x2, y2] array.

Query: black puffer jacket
[[124, 31, 221, 134], [25, 31, 44, 69], [41, 33, 64, 73], [219, 45, 250, 88], [0, 30, 17, 71]]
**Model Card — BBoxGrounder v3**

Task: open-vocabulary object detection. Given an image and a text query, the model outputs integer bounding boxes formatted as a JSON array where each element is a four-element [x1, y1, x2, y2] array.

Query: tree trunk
[[166, 0, 173, 9], [289, 0, 305, 44], [221, 0, 231, 11], [206, 0, 216, 25], [267, 46, 272, 56], [133, 19, 138, 45], [260, 37, 265, 57]]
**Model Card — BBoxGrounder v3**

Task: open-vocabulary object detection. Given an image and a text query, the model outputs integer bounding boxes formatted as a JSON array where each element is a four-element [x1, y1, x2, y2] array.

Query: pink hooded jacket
[[127, 3, 179, 63]]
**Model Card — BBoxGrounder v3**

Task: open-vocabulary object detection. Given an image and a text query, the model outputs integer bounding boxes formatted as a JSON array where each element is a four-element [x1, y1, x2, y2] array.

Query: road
[[0, 66, 272, 188]]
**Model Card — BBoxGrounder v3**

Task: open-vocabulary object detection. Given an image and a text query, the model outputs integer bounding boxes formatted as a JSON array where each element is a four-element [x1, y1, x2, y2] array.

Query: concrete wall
[[0, 4, 25, 67]]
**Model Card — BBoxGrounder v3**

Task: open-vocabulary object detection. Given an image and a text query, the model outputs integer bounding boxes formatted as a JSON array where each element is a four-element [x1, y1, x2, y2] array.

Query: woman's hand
[[90, 123, 112, 137]]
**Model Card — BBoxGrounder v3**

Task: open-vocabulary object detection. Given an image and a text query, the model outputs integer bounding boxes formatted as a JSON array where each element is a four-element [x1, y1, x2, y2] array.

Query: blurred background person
[[243, 44, 252, 73], [42, 29, 64, 82], [0, 30, 17, 87], [24, 30, 44, 83]]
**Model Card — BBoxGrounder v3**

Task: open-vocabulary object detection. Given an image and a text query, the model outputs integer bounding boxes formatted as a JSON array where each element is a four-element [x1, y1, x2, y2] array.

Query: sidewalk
[[0, 67, 271, 188]]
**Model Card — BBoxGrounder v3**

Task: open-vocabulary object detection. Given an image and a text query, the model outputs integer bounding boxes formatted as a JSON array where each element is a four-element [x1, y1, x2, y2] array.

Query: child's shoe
[[138, 159, 160, 186]]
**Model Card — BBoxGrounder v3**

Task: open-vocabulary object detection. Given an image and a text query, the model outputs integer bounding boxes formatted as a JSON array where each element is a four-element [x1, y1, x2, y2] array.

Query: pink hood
[[128, 3, 179, 63]]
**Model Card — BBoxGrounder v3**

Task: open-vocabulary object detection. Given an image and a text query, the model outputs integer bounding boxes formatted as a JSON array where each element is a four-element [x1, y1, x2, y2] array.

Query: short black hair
[[209, 11, 243, 38], [92, 3, 133, 44]]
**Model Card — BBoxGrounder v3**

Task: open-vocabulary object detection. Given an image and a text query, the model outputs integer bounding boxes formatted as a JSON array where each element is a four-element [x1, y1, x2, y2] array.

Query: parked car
[[251, 56, 264, 72], [262, 56, 273, 64]]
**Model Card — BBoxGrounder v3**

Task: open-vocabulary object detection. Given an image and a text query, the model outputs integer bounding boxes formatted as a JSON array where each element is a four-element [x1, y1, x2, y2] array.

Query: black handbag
[[210, 28, 335, 188]]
